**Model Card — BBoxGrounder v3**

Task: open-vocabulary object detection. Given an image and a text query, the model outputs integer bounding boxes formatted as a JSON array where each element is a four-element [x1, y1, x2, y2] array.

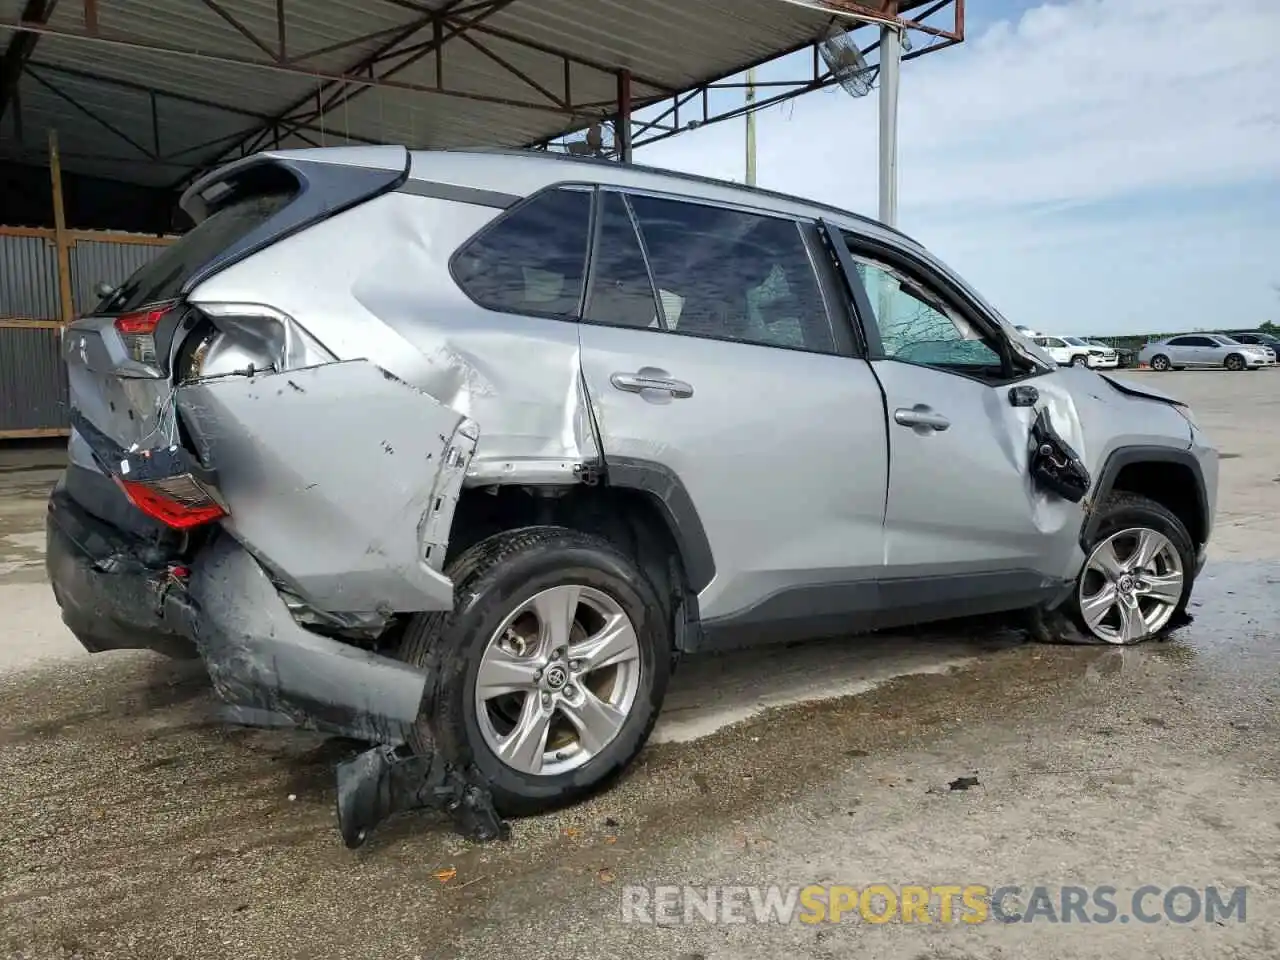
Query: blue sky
[[632, 0, 1280, 336]]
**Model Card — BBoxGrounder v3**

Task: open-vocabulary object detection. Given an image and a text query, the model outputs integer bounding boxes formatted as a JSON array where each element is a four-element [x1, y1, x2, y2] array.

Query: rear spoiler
[[178, 146, 412, 298]]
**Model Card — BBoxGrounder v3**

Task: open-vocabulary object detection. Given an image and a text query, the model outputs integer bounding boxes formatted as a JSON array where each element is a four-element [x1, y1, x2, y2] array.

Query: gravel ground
[[1, 370, 1277, 960]]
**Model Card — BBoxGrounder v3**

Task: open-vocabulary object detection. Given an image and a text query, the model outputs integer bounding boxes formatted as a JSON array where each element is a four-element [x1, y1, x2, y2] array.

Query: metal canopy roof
[[0, 0, 961, 190]]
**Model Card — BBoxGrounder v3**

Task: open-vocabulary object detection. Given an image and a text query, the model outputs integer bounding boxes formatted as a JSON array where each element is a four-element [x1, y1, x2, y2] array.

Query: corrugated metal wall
[[1, 228, 172, 435], [70, 240, 167, 319], [0, 327, 67, 432], [0, 234, 62, 320]]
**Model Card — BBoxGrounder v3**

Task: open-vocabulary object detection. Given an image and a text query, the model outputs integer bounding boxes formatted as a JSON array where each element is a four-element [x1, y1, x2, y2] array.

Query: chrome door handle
[[894, 405, 950, 431], [610, 371, 694, 399]]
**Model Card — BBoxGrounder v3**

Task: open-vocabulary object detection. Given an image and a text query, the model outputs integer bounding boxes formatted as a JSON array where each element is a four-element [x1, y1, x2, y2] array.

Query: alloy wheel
[[1151, 355, 1170, 371], [474, 584, 642, 776], [1078, 527, 1184, 644]]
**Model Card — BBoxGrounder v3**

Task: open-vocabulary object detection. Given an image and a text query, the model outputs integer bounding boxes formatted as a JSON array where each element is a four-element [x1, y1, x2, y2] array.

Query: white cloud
[[634, 0, 1280, 334]]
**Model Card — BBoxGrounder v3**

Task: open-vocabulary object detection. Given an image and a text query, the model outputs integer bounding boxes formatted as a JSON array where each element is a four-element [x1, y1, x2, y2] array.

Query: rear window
[[97, 181, 296, 315]]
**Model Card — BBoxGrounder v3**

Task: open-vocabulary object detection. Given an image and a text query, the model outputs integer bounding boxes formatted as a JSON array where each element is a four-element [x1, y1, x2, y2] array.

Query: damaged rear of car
[[48, 146, 500, 844]]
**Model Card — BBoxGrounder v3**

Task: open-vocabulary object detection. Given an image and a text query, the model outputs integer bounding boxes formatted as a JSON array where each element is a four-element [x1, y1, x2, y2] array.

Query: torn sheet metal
[[176, 360, 477, 615], [1029, 407, 1091, 503], [165, 534, 428, 745]]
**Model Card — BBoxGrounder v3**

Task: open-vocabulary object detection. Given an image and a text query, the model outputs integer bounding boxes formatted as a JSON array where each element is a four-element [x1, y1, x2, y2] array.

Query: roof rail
[[435, 147, 918, 244]]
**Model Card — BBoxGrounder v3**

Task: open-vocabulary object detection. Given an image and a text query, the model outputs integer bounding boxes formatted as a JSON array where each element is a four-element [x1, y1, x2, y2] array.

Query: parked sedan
[[1139, 334, 1270, 371]]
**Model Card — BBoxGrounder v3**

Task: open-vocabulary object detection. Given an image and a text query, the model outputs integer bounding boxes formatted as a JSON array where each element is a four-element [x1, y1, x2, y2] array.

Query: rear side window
[[101, 178, 298, 315], [622, 194, 836, 354], [453, 187, 592, 318], [584, 192, 661, 330]]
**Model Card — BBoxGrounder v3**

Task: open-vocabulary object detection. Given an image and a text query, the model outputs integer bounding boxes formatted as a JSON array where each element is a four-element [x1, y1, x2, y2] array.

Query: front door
[[575, 189, 889, 641], [827, 227, 1083, 622]]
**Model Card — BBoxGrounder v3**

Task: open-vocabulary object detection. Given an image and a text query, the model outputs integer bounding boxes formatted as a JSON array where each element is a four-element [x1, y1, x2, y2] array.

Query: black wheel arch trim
[[1082, 446, 1209, 550], [600, 456, 716, 595]]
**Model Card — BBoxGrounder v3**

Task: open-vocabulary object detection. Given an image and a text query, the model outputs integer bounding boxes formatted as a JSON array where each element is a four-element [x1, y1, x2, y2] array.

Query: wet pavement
[[1, 371, 1278, 960]]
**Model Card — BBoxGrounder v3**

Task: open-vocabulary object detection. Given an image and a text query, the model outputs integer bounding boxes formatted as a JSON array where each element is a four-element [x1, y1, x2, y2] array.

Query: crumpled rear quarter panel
[[176, 359, 477, 615]]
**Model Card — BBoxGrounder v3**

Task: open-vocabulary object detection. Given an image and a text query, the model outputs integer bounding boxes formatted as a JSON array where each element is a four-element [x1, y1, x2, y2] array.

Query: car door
[[823, 224, 1081, 624], [1171, 335, 1210, 366], [575, 188, 889, 644]]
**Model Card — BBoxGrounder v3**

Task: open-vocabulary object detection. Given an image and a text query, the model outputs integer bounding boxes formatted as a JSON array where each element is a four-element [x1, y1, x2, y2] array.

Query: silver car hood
[[1097, 372, 1185, 407]]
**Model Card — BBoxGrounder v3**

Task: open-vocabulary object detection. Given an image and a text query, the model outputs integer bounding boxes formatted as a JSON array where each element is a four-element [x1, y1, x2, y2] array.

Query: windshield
[[1063, 337, 1086, 346], [1213, 335, 1239, 344]]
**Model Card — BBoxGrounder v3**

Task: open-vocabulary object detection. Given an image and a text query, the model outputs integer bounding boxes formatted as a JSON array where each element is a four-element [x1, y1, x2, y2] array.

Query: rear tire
[[1065, 494, 1195, 645], [398, 525, 672, 817], [1149, 354, 1170, 371], [1224, 353, 1245, 372]]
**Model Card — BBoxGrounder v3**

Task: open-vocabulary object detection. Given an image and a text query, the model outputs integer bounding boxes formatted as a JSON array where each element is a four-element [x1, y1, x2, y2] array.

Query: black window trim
[[447, 180, 596, 324], [822, 221, 1049, 385], [581, 188, 672, 333], [580, 184, 845, 358]]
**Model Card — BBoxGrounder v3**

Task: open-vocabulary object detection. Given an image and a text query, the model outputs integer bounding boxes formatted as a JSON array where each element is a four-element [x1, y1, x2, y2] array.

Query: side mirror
[[94, 280, 116, 300]]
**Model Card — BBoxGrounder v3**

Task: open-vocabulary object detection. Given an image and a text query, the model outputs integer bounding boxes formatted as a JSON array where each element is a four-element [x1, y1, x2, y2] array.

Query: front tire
[[1071, 354, 1088, 367], [1066, 494, 1195, 645], [1224, 353, 1246, 372], [399, 526, 672, 816]]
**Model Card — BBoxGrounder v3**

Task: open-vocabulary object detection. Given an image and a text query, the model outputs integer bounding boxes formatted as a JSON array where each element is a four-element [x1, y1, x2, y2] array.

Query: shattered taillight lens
[[113, 304, 175, 365]]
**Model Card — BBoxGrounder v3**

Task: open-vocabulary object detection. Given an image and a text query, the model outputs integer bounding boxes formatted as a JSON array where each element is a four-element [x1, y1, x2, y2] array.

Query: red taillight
[[113, 307, 169, 335], [114, 474, 227, 530], [113, 304, 175, 364]]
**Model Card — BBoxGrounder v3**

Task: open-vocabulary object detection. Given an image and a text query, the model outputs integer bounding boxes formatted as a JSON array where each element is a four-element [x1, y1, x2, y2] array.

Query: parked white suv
[[1079, 339, 1120, 369], [1031, 335, 1093, 367]]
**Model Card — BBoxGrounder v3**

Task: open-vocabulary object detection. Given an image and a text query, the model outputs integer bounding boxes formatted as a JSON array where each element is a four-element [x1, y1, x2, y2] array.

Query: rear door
[[823, 225, 1082, 622], [576, 188, 889, 640]]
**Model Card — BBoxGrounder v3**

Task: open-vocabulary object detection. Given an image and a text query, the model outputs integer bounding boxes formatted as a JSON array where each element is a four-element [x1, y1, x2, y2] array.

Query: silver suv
[[46, 146, 1218, 843]]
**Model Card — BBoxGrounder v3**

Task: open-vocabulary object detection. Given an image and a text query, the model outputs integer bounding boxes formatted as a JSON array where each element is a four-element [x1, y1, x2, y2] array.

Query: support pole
[[615, 69, 632, 163], [877, 23, 901, 228], [48, 129, 75, 325], [745, 66, 757, 186]]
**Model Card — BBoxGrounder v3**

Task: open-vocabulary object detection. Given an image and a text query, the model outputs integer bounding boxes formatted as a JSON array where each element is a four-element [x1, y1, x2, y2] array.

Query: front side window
[[622, 194, 836, 354], [452, 187, 592, 318], [847, 252, 1004, 373]]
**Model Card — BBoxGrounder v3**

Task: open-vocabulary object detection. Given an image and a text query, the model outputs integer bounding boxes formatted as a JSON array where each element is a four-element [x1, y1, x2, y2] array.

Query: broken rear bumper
[[164, 534, 428, 745], [47, 486, 427, 746]]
